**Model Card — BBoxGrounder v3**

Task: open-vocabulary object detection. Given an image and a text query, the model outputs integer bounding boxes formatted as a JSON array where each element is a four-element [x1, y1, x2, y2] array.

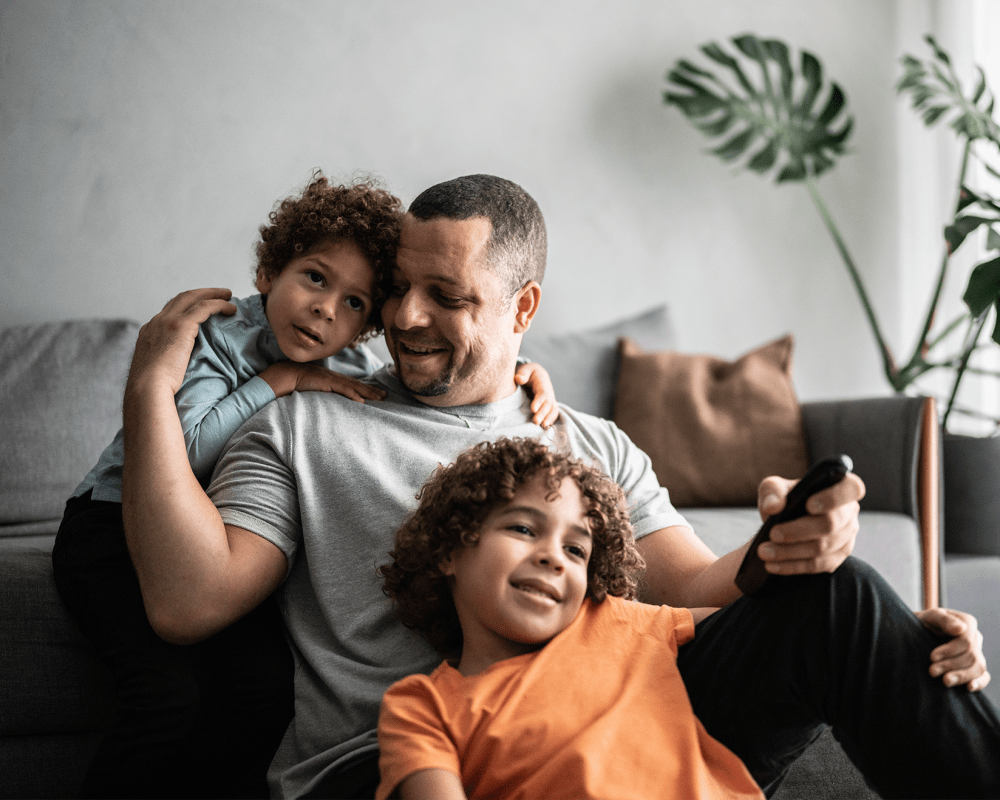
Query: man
[[122, 175, 997, 799]]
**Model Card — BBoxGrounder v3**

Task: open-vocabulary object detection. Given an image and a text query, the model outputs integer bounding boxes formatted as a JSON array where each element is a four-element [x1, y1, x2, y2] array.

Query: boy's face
[[256, 239, 375, 362], [442, 473, 592, 674]]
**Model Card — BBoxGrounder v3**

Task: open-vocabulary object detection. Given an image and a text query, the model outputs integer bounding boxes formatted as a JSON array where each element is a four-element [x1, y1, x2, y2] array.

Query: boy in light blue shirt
[[52, 173, 556, 799]]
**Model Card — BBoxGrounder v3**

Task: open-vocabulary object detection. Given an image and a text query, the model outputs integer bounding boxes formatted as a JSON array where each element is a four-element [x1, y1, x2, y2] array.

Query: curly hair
[[254, 171, 403, 339], [378, 438, 645, 656]]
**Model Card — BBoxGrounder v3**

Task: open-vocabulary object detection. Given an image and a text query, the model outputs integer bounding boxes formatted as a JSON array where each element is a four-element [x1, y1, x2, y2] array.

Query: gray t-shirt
[[208, 365, 688, 799]]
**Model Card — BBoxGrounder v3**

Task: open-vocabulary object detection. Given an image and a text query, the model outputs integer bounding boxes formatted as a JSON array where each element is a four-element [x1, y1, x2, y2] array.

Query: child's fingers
[[326, 378, 385, 403], [530, 401, 559, 429], [351, 382, 386, 401]]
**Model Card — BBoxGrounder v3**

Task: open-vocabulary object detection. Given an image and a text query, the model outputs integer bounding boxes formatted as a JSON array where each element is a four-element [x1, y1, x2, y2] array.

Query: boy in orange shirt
[[376, 437, 763, 800]]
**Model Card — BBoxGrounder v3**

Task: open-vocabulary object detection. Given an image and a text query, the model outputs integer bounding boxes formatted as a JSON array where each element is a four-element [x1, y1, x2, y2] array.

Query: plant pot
[[943, 432, 1000, 556]]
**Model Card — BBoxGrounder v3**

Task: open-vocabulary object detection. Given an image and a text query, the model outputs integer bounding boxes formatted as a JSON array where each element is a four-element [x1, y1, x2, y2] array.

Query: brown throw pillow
[[613, 335, 809, 508]]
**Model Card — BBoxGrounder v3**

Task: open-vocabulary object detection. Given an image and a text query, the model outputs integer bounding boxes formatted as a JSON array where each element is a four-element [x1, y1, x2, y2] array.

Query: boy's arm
[[513, 360, 559, 428], [395, 769, 466, 800], [178, 326, 384, 483], [122, 289, 287, 644]]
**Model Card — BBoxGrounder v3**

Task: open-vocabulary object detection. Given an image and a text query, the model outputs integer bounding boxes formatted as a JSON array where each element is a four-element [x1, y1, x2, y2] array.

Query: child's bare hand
[[514, 362, 560, 429], [260, 362, 387, 403]]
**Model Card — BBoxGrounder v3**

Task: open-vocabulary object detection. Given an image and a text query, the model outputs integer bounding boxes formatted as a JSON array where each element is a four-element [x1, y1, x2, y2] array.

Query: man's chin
[[407, 379, 450, 398], [396, 367, 453, 398]]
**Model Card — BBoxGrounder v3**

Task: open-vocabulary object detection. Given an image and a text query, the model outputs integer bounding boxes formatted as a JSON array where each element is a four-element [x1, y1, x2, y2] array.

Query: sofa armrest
[[801, 396, 941, 609]]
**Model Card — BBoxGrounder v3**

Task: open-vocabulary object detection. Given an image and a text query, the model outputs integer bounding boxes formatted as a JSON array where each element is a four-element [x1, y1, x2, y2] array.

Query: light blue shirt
[[74, 294, 383, 502]]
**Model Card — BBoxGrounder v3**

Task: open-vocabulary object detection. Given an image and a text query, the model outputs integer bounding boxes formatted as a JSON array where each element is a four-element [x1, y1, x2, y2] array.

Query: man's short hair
[[408, 175, 547, 300]]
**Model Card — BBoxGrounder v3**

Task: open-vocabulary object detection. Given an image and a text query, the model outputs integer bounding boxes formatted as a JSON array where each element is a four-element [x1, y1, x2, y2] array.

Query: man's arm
[[121, 288, 286, 644], [638, 471, 989, 690], [636, 472, 865, 609]]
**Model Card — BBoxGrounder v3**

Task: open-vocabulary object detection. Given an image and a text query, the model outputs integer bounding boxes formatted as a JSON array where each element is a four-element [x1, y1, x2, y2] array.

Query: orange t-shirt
[[376, 596, 762, 800]]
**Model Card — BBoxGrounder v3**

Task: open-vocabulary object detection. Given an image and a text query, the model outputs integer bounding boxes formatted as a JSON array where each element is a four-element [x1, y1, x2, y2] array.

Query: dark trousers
[[52, 492, 295, 799], [677, 557, 1000, 799]]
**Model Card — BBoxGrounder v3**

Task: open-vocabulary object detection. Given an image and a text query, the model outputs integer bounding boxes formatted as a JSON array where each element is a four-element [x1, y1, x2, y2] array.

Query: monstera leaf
[[898, 35, 1000, 148], [664, 34, 853, 183]]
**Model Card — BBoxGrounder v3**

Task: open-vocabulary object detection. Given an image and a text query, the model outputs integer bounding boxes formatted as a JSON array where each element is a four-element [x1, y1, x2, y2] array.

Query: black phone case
[[734, 454, 853, 596]]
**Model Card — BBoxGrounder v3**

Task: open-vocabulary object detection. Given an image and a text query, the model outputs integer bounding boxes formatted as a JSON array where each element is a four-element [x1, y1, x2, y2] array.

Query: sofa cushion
[[0, 549, 116, 736], [519, 305, 676, 419], [613, 335, 809, 508], [682, 507, 922, 611], [0, 319, 139, 528]]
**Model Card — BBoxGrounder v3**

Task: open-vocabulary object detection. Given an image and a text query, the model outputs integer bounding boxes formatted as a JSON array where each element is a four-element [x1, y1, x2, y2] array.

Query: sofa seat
[[0, 549, 115, 799], [685, 508, 922, 611]]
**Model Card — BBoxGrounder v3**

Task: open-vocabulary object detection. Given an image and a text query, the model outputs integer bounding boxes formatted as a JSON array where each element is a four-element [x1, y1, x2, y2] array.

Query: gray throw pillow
[[519, 305, 675, 419], [0, 319, 139, 526]]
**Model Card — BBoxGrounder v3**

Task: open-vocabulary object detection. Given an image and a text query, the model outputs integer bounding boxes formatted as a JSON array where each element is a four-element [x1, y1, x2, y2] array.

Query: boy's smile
[[256, 239, 375, 363], [442, 474, 593, 676]]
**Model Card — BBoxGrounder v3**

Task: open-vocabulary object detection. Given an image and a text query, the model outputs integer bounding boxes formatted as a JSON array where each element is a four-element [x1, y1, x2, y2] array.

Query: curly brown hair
[[379, 438, 646, 656], [254, 171, 403, 340]]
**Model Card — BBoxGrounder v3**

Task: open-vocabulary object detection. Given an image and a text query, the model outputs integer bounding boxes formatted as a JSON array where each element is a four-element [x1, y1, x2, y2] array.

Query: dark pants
[[677, 557, 1000, 799], [52, 492, 295, 799]]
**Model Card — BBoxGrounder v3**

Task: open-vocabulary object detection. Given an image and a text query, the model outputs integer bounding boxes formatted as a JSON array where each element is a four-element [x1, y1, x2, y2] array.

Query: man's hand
[[755, 472, 866, 576], [917, 607, 991, 692], [129, 288, 237, 396], [259, 361, 387, 402]]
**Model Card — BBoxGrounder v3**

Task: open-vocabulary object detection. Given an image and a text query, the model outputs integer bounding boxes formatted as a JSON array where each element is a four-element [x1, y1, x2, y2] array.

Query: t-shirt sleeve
[[207, 400, 300, 570], [570, 413, 690, 539], [175, 316, 277, 484], [669, 606, 696, 650], [376, 675, 462, 800]]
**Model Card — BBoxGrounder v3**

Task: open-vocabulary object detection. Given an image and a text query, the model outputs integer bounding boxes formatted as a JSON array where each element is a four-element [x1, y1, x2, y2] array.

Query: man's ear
[[513, 281, 541, 334], [255, 270, 272, 294]]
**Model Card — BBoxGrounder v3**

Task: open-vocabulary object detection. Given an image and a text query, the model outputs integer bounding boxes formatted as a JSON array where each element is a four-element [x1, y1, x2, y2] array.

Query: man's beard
[[391, 336, 455, 397], [402, 364, 454, 397]]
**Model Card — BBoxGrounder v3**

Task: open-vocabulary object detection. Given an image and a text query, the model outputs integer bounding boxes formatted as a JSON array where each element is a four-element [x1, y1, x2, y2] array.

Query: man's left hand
[[755, 472, 866, 575], [918, 607, 991, 691]]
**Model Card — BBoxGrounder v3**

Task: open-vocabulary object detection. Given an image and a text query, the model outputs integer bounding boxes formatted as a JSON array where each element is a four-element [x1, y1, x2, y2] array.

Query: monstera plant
[[664, 33, 1000, 432]]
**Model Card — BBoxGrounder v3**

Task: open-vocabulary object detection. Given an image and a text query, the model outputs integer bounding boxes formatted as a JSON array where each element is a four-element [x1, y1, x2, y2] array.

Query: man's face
[[382, 214, 538, 407]]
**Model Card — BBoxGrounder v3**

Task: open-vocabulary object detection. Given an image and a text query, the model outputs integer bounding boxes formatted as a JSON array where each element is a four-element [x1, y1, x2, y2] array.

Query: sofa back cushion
[[519, 305, 676, 419], [0, 319, 139, 526]]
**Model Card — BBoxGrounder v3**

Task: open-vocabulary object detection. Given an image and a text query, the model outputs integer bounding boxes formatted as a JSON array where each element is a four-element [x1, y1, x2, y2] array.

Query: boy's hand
[[514, 362, 560, 429], [259, 362, 387, 403], [918, 607, 991, 691]]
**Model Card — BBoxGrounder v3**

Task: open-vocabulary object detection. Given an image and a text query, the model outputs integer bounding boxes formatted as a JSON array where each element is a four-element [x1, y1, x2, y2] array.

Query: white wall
[[0, 0, 972, 403]]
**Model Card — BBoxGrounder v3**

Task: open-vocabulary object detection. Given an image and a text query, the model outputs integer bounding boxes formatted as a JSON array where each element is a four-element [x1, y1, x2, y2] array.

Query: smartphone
[[734, 454, 854, 597]]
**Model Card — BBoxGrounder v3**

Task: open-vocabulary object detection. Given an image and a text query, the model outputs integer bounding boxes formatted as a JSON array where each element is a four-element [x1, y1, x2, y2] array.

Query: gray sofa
[[0, 306, 983, 799]]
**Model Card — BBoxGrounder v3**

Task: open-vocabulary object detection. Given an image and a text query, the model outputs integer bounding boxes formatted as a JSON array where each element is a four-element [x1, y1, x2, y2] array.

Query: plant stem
[[942, 310, 991, 430], [909, 140, 972, 368], [805, 176, 900, 388]]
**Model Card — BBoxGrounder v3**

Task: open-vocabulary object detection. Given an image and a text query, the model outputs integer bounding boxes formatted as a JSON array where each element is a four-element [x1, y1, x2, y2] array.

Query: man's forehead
[[396, 214, 496, 286], [399, 214, 492, 255]]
